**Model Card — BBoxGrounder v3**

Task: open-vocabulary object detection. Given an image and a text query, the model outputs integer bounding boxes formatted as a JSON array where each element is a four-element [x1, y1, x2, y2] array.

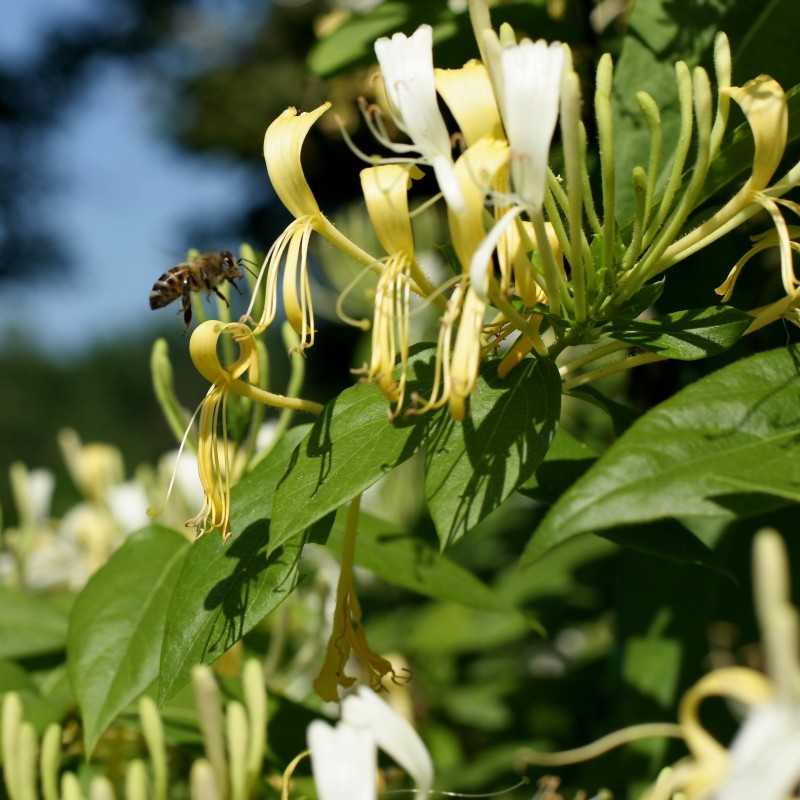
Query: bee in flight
[[149, 251, 244, 333]]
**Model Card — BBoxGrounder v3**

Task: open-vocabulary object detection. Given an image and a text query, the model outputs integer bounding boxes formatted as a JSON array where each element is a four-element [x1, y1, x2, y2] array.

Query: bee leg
[[226, 276, 244, 296], [211, 286, 231, 307], [181, 280, 193, 335]]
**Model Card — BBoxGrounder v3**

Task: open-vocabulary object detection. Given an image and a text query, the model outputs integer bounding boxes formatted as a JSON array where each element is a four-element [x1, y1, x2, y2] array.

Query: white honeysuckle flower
[[308, 719, 377, 800], [715, 702, 800, 800], [308, 686, 433, 800], [374, 25, 465, 214], [22, 468, 55, 527], [484, 31, 565, 211], [341, 687, 434, 800], [106, 482, 150, 533]]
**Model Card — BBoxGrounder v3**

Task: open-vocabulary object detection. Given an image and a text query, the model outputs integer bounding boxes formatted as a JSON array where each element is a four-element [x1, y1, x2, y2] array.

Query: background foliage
[[2, 1, 800, 798]]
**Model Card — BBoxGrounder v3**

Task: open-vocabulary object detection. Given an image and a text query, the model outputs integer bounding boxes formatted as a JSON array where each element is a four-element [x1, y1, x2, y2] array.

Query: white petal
[[469, 206, 524, 299], [308, 720, 377, 800], [375, 25, 465, 213], [715, 702, 800, 800], [342, 687, 434, 800], [496, 39, 564, 210]]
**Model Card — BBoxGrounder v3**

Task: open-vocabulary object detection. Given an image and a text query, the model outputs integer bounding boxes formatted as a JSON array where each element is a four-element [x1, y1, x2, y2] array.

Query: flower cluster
[[181, 0, 800, 539]]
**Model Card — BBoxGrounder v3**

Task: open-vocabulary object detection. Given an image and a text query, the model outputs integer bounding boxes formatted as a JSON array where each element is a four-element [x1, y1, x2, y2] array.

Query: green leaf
[[565, 385, 639, 437], [605, 306, 752, 360], [0, 588, 71, 659], [270, 348, 437, 554], [522, 345, 800, 566], [158, 528, 304, 704], [424, 357, 561, 547], [324, 509, 533, 622], [611, 280, 665, 320], [67, 527, 189, 754], [231, 424, 313, 534], [307, 2, 454, 77], [518, 427, 597, 505], [599, 519, 729, 575], [158, 433, 315, 704]]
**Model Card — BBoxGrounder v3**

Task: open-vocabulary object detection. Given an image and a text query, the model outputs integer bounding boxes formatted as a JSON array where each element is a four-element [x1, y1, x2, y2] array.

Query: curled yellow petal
[[190, 321, 323, 415], [724, 76, 787, 192], [448, 136, 509, 272], [360, 164, 420, 257], [435, 60, 503, 146], [264, 104, 330, 219], [679, 666, 772, 763]]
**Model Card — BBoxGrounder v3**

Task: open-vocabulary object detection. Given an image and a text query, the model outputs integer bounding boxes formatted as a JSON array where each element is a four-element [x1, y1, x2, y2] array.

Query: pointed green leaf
[[523, 345, 800, 566], [606, 306, 752, 360], [157, 524, 303, 704], [67, 527, 189, 754], [424, 357, 561, 548], [270, 348, 438, 553], [158, 431, 315, 704], [519, 428, 598, 505]]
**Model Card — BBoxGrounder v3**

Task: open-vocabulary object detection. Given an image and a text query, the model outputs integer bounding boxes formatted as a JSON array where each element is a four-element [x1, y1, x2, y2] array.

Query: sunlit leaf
[[523, 345, 800, 566], [67, 527, 189, 754], [605, 306, 752, 360], [425, 357, 560, 547]]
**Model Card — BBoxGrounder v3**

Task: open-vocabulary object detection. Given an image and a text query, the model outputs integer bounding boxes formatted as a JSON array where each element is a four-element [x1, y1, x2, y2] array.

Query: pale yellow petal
[[360, 164, 421, 256], [448, 287, 486, 420], [264, 103, 331, 219], [447, 137, 509, 272], [435, 60, 503, 146], [724, 76, 787, 191]]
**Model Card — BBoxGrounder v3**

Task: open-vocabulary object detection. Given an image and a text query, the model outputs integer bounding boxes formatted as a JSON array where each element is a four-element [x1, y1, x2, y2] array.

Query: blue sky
[[0, 0, 258, 355]]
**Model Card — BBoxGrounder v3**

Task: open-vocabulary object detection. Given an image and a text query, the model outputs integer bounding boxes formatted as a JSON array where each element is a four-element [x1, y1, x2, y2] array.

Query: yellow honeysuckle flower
[[251, 104, 385, 346], [435, 60, 503, 146], [360, 164, 421, 412], [186, 321, 323, 538], [661, 76, 789, 268], [447, 136, 510, 283], [726, 76, 787, 193], [313, 498, 403, 702], [448, 286, 487, 421]]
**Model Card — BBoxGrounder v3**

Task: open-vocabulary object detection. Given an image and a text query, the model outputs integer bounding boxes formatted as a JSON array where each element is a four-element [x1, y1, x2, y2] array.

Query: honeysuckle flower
[[359, 163, 420, 412], [435, 60, 503, 146], [660, 76, 790, 271], [185, 321, 323, 538], [374, 25, 466, 214], [314, 498, 401, 701], [252, 103, 385, 347], [308, 686, 433, 800], [482, 32, 564, 212], [644, 533, 800, 799]]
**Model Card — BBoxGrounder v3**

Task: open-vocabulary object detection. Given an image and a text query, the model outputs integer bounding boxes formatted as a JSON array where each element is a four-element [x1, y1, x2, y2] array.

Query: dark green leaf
[[424, 357, 561, 547], [270, 348, 437, 554], [610, 280, 665, 320], [599, 519, 729, 576], [67, 527, 189, 754], [0, 588, 70, 659], [231, 424, 313, 534], [519, 427, 597, 505], [325, 509, 532, 622], [605, 306, 752, 360], [566, 384, 639, 437], [158, 527, 304, 704], [523, 345, 800, 566]]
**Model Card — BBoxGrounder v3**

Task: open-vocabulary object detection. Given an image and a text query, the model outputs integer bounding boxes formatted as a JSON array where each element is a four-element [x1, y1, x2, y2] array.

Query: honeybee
[[149, 251, 244, 333]]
